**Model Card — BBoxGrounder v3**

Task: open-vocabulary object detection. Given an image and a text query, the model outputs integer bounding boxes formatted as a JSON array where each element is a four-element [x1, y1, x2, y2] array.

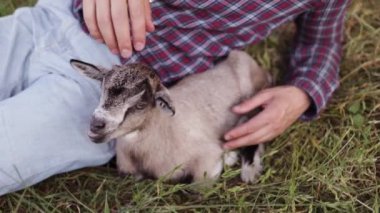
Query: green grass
[[0, 0, 36, 16], [0, 0, 379, 212]]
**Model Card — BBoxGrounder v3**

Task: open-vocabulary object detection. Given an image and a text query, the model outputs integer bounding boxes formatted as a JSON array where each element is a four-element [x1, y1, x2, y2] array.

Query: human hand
[[83, 0, 155, 58], [223, 86, 311, 149]]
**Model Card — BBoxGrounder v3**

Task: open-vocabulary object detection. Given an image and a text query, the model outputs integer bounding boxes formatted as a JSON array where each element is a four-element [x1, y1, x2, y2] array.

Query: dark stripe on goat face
[[123, 78, 154, 106], [103, 78, 154, 110], [240, 145, 258, 165], [119, 81, 155, 124]]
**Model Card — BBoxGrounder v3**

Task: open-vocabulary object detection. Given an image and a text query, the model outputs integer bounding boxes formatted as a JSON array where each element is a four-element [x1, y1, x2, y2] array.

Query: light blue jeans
[[0, 0, 118, 195]]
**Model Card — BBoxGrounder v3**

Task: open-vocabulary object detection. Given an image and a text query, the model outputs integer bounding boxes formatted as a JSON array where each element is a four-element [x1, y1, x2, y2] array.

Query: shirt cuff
[[288, 77, 326, 121]]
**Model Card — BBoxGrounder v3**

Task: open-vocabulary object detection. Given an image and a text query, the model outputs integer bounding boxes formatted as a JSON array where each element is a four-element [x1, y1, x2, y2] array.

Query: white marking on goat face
[[88, 63, 160, 143]]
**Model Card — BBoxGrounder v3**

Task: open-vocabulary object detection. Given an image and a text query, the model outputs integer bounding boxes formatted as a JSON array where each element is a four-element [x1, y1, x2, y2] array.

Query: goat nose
[[90, 118, 106, 132]]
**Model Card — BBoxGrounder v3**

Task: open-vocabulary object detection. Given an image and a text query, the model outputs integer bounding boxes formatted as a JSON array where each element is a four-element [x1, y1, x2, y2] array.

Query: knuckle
[[111, 8, 125, 20], [97, 31, 116, 49], [108, 43, 118, 50], [120, 43, 132, 51], [134, 18, 145, 27], [133, 33, 146, 43], [237, 127, 249, 136], [228, 132, 237, 139], [133, 35, 145, 43], [116, 34, 132, 49], [268, 112, 278, 120], [104, 39, 117, 49], [97, 18, 109, 28], [132, 19, 146, 32]]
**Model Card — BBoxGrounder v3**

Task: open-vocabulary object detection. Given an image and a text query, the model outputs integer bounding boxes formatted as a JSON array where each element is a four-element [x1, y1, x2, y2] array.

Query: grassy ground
[[0, 0, 379, 212]]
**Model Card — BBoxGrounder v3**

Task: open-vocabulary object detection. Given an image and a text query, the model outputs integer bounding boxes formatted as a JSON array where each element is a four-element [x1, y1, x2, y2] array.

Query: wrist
[[287, 85, 311, 112]]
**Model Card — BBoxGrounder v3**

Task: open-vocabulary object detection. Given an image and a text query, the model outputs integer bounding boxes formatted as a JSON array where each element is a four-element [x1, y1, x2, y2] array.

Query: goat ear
[[70, 59, 105, 81], [155, 85, 175, 116]]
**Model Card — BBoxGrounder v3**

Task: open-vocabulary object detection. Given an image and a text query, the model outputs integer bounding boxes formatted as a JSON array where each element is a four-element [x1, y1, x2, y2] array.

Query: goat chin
[[87, 131, 107, 143]]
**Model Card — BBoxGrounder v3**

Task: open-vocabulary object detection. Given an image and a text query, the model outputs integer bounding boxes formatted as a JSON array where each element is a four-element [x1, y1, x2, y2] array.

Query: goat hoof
[[240, 162, 262, 183], [223, 151, 239, 166]]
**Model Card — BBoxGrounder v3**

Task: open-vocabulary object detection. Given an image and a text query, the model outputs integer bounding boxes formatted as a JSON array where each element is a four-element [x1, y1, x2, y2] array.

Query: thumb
[[233, 91, 273, 114]]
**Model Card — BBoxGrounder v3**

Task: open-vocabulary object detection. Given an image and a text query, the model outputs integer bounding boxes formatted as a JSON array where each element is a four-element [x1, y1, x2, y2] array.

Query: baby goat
[[70, 50, 271, 183]]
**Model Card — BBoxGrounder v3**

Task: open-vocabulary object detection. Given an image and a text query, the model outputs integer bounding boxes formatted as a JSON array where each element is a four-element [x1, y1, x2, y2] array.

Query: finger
[[96, 0, 119, 54], [223, 125, 273, 150], [111, 0, 132, 58], [144, 0, 155, 32], [224, 109, 272, 140], [83, 0, 102, 41], [233, 90, 273, 114], [128, 0, 146, 51]]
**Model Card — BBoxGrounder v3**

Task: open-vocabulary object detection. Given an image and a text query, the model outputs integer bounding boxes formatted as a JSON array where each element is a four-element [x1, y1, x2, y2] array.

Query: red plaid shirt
[[72, 0, 350, 120]]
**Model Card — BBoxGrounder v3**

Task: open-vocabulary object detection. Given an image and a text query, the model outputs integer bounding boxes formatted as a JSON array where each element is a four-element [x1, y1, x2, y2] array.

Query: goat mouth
[[88, 131, 107, 143]]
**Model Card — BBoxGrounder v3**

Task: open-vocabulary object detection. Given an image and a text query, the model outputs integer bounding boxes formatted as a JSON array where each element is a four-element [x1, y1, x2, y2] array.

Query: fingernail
[[121, 49, 132, 58], [96, 39, 103, 43], [134, 42, 144, 51], [224, 135, 231, 140]]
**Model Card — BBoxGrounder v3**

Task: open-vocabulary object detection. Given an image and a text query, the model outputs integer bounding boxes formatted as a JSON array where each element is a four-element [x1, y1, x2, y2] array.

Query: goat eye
[[135, 102, 147, 110], [110, 88, 124, 96]]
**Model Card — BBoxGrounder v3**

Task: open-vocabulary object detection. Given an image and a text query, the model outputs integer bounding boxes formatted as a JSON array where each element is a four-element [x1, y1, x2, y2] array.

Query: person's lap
[[0, 0, 119, 195]]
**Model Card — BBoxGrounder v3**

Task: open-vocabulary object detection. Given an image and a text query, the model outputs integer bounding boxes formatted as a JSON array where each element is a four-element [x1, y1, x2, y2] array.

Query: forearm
[[287, 0, 350, 120], [288, 42, 341, 120]]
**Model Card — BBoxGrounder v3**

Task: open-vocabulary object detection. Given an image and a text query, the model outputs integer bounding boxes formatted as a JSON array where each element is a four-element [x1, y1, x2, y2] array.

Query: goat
[[70, 50, 271, 183]]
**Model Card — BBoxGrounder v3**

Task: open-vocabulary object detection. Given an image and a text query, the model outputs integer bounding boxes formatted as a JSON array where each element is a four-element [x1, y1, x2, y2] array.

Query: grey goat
[[70, 50, 271, 183]]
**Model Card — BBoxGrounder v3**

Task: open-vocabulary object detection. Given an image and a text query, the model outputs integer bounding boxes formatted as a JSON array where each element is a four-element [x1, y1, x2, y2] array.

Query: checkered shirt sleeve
[[288, 0, 350, 119]]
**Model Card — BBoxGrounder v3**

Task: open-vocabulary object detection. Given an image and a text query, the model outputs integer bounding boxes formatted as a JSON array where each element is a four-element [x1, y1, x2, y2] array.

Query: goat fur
[[114, 50, 271, 182]]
